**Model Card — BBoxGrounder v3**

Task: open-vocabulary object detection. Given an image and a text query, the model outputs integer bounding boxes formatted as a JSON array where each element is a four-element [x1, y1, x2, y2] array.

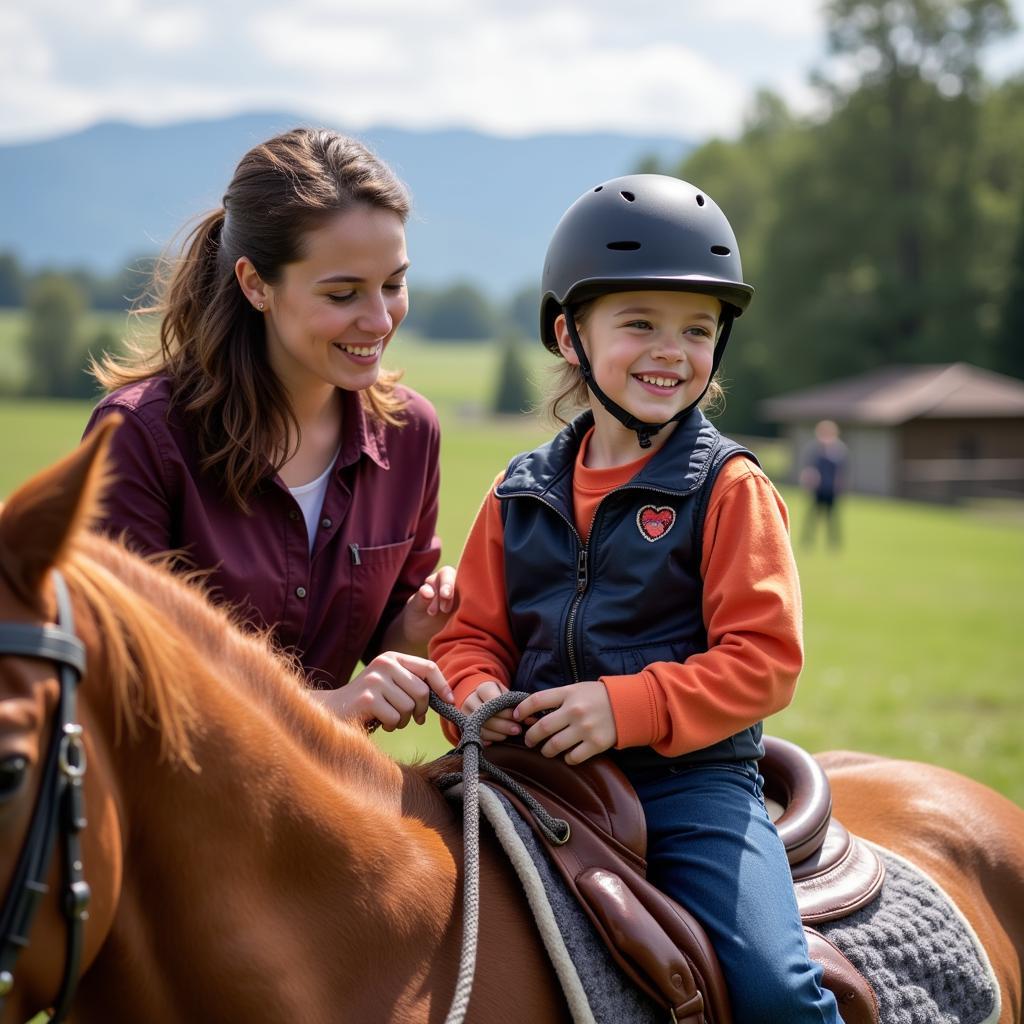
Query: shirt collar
[[498, 407, 714, 503], [337, 387, 390, 471]]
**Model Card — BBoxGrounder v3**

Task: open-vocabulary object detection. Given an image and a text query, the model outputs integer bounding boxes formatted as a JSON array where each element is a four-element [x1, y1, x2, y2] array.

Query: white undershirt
[[288, 459, 334, 554]]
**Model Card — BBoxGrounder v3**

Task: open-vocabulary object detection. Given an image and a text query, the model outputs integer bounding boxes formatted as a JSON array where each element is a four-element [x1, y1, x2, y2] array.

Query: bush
[[423, 281, 495, 341], [492, 331, 535, 415], [21, 274, 90, 397]]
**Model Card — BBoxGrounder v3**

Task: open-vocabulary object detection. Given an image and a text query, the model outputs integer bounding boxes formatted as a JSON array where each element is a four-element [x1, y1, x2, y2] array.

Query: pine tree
[[492, 331, 535, 415], [994, 198, 1024, 379]]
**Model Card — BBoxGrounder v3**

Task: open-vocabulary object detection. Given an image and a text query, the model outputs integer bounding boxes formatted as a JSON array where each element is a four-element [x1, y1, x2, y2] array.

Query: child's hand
[[462, 680, 520, 744], [514, 682, 617, 764]]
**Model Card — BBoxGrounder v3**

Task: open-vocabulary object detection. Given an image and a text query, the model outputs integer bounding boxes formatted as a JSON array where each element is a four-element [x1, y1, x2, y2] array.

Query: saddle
[[480, 738, 884, 1024]]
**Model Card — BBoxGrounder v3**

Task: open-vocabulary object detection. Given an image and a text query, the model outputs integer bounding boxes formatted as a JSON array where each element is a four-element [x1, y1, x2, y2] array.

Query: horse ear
[[0, 415, 121, 607]]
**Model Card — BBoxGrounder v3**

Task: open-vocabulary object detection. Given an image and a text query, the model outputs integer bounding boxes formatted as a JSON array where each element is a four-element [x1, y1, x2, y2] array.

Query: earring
[[257, 302, 265, 312]]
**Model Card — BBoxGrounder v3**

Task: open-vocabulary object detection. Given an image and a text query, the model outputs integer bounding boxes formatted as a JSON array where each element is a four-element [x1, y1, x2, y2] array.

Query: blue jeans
[[630, 761, 842, 1024]]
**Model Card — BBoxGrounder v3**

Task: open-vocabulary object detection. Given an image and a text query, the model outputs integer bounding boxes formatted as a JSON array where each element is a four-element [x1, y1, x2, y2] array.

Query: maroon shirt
[[83, 376, 442, 689]]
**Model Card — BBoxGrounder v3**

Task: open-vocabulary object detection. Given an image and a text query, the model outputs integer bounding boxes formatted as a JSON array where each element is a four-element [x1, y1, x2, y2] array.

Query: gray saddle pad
[[818, 841, 1000, 1024]]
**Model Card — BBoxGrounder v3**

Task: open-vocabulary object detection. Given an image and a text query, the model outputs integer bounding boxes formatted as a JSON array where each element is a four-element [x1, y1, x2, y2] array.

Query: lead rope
[[428, 692, 570, 1024]]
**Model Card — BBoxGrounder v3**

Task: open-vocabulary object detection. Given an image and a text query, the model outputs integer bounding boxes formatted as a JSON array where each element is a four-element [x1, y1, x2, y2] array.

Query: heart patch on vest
[[636, 505, 676, 542]]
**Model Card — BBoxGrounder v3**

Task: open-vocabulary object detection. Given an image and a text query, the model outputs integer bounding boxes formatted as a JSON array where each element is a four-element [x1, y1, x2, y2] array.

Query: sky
[[1, 0, 1022, 146]]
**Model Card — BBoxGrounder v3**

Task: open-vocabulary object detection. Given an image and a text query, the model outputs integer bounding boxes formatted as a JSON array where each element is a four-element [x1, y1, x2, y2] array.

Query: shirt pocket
[[346, 534, 417, 657]]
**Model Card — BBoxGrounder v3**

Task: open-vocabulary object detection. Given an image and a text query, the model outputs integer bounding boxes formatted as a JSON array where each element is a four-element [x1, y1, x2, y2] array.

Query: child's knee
[[726, 952, 838, 1024]]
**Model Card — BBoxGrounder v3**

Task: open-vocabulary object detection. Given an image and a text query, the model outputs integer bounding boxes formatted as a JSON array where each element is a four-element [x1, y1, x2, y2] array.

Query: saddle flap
[[576, 868, 710, 1024], [805, 928, 880, 1024], [482, 743, 647, 861]]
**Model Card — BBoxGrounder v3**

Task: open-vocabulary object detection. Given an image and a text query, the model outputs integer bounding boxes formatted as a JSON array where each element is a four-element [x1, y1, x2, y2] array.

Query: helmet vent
[[710, 245, 731, 256], [607, 241, 641, 251], [620, 190, 636, 202], [696, 194, 706, 206], [594, 185, 604, 192]]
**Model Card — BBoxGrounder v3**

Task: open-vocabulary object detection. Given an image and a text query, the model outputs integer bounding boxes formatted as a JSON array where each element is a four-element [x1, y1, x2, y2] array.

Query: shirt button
[[321, 517, 332, 529], [288, 509, 300, 521], [295, 586, 307, 599]]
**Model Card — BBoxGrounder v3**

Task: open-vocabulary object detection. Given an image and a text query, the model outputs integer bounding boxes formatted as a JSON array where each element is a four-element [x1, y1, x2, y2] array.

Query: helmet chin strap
[[564, 308, 734, 449]]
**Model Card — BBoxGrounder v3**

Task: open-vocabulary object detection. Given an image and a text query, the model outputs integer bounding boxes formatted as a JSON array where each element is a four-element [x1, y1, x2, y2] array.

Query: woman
[[84, 127, 455, 730]]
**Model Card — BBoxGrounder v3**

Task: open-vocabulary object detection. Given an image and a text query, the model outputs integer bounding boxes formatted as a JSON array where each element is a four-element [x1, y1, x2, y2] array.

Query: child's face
[[555, 290, 721, 426]]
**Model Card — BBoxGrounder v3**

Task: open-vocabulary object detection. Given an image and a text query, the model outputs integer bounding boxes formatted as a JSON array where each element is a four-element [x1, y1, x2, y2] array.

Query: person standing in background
[[800, 419, 848, 550]]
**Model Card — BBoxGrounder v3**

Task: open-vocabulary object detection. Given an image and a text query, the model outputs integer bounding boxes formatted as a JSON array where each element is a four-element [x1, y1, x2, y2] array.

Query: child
[[430, 175, 842, 1022]]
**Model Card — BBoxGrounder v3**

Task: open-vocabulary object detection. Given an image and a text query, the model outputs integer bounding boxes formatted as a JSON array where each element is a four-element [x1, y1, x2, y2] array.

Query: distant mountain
[[0, 112, 692, 296]]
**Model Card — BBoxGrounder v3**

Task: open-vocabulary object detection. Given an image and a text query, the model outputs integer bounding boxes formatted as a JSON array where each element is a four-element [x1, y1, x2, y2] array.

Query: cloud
[[689, 0, 824, 38], [246, 3, 750, 137], [2, 0, 1018, 145]]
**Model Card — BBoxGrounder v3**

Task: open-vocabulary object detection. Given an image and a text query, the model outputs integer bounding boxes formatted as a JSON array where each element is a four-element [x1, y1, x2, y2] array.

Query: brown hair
[[543, 300, 725, 427], [93, 128, 411, 510]]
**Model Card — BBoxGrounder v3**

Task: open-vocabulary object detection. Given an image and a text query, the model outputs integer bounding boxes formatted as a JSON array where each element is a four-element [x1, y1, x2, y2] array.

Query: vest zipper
[[499, 491, 587, 684], [501, 480, 696, 685], [565, 547, 588, 682]]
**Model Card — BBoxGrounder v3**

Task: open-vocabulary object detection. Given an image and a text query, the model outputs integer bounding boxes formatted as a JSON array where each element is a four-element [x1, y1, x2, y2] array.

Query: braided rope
[[429, 691, 570, 1024]]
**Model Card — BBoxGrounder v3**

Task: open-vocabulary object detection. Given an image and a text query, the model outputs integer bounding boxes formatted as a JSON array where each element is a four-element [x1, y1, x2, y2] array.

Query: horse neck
[[70, 542, 464, 1019]]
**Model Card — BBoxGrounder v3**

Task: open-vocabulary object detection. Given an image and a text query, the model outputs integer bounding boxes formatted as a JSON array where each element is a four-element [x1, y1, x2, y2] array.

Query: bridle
[[0, 569, 90, 1022]]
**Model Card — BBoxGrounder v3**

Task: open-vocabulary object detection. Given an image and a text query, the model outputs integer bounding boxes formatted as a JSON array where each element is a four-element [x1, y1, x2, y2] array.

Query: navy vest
[[496, 408, 764, 777]]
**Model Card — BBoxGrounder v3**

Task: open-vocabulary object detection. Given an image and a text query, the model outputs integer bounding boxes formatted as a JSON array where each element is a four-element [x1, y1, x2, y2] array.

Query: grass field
[[1, 327, 1022, 807]]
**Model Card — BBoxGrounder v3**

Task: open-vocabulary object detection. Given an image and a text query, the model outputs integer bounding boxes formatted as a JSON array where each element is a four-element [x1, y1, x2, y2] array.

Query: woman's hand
[[314, 653, 454, 731], [462, 680, 520, 744], [513, 682, 617, 764], [389, 565, 456, 655]]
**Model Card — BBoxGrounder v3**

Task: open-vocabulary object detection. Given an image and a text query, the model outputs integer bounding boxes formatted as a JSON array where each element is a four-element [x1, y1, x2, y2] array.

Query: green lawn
[[1, 337, 1021, 807]]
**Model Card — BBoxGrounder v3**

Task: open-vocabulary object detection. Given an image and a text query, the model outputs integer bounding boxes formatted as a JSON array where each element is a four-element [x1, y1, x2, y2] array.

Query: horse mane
[[61, 529, 401, 784]]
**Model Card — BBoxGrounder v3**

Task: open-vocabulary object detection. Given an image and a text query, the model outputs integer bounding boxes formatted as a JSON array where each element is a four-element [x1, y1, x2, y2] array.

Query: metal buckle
[[59, 724, 87, 780]]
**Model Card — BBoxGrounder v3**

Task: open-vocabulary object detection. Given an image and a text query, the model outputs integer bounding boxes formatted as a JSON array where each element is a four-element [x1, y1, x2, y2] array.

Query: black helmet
[[540, 174, 753, 354]]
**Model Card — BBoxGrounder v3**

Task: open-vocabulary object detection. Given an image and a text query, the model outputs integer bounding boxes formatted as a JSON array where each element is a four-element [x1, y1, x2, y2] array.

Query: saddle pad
[[818, 841, 1000, 1024], [476, 785, 663, 1024]]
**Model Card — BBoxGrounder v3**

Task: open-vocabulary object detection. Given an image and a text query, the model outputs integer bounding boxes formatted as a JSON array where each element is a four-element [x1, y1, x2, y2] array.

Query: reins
[[429, 691, 569, 1024]]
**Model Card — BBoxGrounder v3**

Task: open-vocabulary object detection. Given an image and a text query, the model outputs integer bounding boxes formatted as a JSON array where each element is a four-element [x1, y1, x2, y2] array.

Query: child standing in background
[[430, 175, 842, 1022]]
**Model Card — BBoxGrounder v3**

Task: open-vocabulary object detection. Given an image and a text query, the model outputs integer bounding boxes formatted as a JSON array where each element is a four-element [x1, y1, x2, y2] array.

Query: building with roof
[[760, 363, 1024, 501]]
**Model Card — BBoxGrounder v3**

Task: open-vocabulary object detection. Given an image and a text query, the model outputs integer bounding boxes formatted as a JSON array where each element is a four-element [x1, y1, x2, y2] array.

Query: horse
[[0, 421, 1021, 1024]]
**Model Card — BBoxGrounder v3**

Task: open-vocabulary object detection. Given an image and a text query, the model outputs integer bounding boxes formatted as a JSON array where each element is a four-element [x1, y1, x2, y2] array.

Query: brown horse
[[0, 423, 1022, 1024]]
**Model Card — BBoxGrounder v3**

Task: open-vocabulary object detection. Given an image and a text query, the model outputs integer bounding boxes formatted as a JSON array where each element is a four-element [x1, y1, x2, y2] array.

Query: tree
[[805, 0, 1016, 360], [748, 0, 1016, 405], [21, 274, 89, 397], [492, 330, 536, 415], [402, 286, 436, 336], [671, 91, 803, 432], [994, 196, 1024, 378], [506, 283, 539, 338], [422, 282, 495, 341], [0, 252, 25, 307]]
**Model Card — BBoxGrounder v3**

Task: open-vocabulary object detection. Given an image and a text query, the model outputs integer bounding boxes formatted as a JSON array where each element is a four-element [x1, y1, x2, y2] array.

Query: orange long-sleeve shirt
[[430, 429, 803, 757]]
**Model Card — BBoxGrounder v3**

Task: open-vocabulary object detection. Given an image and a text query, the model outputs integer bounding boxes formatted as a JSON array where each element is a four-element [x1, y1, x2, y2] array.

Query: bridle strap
[[0, 571, 90, 1022], [0, 625, 86, 677]]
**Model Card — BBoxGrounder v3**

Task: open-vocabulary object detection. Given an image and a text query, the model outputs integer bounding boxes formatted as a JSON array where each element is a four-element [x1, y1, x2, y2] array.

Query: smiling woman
[[79, 127, 456, 733]]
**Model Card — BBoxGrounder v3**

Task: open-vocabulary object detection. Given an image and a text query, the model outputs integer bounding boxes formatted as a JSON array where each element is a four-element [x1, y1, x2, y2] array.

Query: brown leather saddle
[[479, 738, 884, 1024]]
